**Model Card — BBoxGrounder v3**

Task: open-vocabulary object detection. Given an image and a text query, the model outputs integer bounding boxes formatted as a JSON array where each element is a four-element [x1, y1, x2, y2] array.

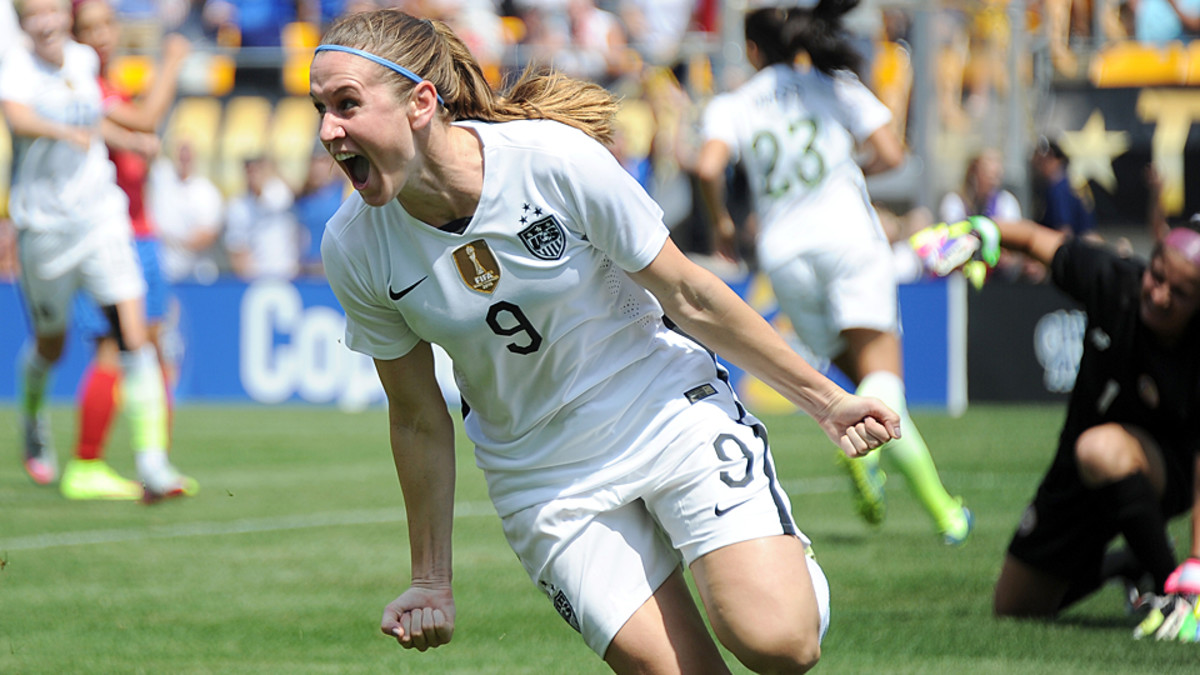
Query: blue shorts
[[74, 238, 169, 340]]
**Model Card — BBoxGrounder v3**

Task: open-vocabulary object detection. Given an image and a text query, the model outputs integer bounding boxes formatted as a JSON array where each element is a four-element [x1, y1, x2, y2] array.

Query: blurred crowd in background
[[0, 0, 1192, 284]]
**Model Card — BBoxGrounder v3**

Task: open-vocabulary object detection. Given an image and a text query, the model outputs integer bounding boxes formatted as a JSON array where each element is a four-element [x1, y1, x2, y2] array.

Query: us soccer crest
[[453, 239, 500, 293], [518, 213, 566, 261]]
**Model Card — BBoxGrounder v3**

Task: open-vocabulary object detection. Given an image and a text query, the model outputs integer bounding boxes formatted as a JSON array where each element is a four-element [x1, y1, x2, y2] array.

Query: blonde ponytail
[[321, 10, 619, 144]]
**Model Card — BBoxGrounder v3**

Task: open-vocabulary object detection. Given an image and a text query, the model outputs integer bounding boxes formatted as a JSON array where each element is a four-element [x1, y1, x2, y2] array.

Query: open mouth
[[335, 152, 370, 189]]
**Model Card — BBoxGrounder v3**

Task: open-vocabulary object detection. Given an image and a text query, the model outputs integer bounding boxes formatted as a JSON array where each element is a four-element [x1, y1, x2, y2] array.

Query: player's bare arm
[[857, 124, 904, 177], [374, 343, 457, 649], [103, 33, 190, 134], [630, 237, 900, 456], [993, 218, 1067, 267], [0, 99, 92, 149], [695, 138, 738, 261], [100, 117, 159, 158]]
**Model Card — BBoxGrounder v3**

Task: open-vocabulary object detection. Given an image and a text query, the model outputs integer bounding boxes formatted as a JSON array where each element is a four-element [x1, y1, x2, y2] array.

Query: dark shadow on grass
[[994, 613, 1135, 631], [1053, 615, 1137, 630]]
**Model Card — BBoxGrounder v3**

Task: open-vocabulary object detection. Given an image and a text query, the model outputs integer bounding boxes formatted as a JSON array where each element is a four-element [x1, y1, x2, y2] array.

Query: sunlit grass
[[0, 404, 1193, 674]]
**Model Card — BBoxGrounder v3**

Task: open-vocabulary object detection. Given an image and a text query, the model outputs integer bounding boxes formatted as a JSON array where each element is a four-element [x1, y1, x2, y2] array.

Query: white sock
[[136, 448, 174, 490]]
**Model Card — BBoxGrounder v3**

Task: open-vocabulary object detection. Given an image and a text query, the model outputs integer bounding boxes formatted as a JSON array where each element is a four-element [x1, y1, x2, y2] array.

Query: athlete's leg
[[996, 424, 1175, 617], [76, 337, 121, 462], [60, 333, 143, 500], [74, 317, 172, 467], [689, 535, 824, 674], [77, 234, 175, 466], [603, 568, 729, 675], [21, 333, 63, 422], [1076, 424, 1175, 593], [994, 554, 1071, 617], [996, 543, 1122, 617], [137, 238, 176, 421], [15, 229, 76, 484], [109, 296, 194, 499], [19, 333, 64, 484], [830, 330, 889, 525], [837, 328, 971, 543], [144, 319, 176, 445]]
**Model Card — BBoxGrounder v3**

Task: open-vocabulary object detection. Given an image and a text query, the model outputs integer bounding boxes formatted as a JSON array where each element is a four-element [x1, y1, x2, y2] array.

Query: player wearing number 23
[[697, 0, 972, 544], [313, 9, 899, 673]]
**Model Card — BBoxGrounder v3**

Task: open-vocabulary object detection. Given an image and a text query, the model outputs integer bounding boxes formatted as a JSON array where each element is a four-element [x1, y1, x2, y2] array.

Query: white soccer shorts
[[768, 240, 899, 360], [17, 224, 146, 335], [500, 396, 827, 656]]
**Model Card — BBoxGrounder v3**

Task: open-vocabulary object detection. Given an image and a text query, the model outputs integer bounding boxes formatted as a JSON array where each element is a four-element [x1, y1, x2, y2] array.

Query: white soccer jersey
[[0, 40, 128, 233], [702, 63, 892, 272], [323, 119, 726, 516]]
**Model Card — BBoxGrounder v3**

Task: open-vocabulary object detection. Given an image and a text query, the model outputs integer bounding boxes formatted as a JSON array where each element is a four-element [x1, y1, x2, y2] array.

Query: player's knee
[[1075, 423, 1141, 485], [721, 625, 820, 674], [36, 339, 65, 363]]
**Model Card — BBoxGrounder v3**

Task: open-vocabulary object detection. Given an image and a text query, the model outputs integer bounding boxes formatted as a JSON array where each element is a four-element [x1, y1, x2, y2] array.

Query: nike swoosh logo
[[714, 498, 754, 517], [388, 276, 427, 301]]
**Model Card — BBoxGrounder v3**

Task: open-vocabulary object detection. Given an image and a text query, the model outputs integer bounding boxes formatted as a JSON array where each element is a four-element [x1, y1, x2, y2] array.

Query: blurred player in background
[[2, 0, 187, 501], [977, 218, 1200, 640], [312, 9, 901, 671], [58, 0, 197, 501], [696, 0, 972, 544]]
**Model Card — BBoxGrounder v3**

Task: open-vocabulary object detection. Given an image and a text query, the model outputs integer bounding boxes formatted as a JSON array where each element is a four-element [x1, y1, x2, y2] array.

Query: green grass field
[[1, 403, 1196, 674]]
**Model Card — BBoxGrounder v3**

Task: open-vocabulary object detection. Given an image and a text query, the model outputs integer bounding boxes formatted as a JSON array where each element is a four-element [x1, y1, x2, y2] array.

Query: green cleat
[[939, 501, 974, 546], [836, 452, 886, 525], [60, 459, 142, 500]]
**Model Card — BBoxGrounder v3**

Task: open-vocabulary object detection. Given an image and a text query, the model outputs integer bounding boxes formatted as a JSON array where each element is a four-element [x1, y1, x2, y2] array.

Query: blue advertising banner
[[1, 280, 390, 410], [0, 275, 964, 411]]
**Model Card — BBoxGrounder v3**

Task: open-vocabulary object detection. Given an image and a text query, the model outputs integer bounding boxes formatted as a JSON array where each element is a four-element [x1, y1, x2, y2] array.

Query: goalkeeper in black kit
[[922, 216, 1200, 640]]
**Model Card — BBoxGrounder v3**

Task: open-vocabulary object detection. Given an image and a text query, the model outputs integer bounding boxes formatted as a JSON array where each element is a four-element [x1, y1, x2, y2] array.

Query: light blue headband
[[315, 44, 444, 106]]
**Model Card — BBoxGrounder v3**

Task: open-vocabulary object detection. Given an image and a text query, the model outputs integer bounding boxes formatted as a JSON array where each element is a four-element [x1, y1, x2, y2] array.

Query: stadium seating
[[163, 96, 224, 185], [160, 94, 317, 196], [270, 96, 321, 188], [1089, 41, 1187, 87], [216, 95, 274, 195]]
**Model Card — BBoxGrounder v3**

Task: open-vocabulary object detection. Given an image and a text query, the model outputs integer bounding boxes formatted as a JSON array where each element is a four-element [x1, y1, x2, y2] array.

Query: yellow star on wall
[[1058, 110, 1129, 193]]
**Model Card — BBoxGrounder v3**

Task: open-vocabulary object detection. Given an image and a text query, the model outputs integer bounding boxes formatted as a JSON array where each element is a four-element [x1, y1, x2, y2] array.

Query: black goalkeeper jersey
[[1046, 238, 1200, 482]]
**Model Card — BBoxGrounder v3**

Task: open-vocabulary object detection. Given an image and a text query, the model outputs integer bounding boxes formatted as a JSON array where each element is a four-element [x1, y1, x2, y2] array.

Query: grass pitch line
[[1, 501, 500, 552], [3, 472, 1033, 552]]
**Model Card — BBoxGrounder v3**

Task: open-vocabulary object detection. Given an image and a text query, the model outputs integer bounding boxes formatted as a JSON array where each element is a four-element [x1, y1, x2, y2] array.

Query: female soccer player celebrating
[[696, 0, 972, 544], [311, 9, 899, 673]]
